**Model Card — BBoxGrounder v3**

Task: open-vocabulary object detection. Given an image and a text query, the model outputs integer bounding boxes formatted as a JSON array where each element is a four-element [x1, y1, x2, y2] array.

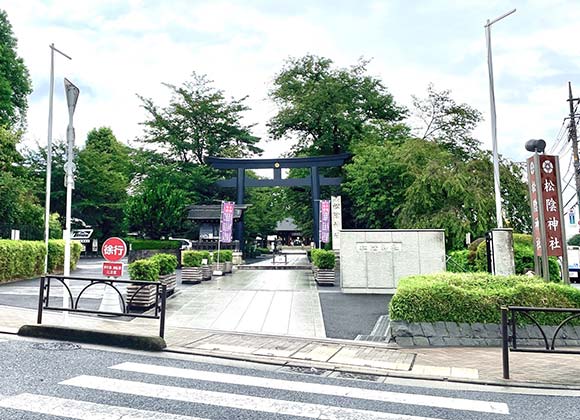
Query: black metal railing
[[501, 306, 580, 379], [37, 275, 167, 338]]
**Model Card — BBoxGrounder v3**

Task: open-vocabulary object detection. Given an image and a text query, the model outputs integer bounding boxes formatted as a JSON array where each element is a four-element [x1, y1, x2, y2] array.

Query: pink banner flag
[[220, 201, 235, 243], [320, 200, 331, 243]]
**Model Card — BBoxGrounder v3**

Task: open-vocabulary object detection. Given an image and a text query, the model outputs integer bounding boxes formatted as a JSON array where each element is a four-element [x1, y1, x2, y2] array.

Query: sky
[[3, 0, 580, 167]]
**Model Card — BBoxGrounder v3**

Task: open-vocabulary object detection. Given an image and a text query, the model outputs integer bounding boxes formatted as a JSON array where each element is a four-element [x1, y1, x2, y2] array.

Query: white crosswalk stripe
[[61, 375, 443, 420], [0, 393, 203, 420], [111, 361, 509, 414], [0, 361, 512, 419]]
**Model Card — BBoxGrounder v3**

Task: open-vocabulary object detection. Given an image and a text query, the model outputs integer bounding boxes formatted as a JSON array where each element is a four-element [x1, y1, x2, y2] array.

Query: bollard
[[501, 307, 510, 379]]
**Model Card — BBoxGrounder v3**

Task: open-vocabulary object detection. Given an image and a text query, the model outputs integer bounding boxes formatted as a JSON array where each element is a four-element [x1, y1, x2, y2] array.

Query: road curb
[[18, 324, 166, 351], [164, 346, 580, 391]]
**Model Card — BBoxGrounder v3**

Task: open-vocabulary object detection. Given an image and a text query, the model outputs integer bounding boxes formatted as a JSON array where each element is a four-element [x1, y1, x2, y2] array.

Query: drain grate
[[334, 371, 384, 382], [280, 366, 330, 376], [31, 342, 81, 351]]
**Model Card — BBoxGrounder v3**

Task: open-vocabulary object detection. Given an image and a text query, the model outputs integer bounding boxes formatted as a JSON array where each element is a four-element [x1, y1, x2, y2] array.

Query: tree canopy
[[139, 73, 262, 164], [268, 55, 406, 156], [0, 10, 32, 129]]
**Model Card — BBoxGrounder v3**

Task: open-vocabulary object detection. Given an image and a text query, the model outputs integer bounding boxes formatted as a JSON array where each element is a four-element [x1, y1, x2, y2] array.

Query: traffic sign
[[101, 237, 127, 262], [102, 262, 123, 277]]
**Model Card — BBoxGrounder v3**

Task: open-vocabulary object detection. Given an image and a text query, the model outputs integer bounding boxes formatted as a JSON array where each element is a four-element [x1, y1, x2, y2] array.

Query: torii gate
[[206, 154, 350, 248]]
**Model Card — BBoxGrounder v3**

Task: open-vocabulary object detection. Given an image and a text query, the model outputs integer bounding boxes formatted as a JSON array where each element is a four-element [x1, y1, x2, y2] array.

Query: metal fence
[[37, 275, 167, 338], [0, 224, 43, 240], [501, 306, 580, 379]]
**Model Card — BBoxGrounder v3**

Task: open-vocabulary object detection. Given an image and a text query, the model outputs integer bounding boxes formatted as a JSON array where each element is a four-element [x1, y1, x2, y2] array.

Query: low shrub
[[125, 239, 180, 251], [213, 250, 232, 263], [311, 249, 335, 270], [257, 247, 271, 255], [0, 239, 82, 283], [389, 272, 580, 326], [47, 240, 82, 272], [446, 250, 473, 273], [198, 251, 212, 264], [182, 251, 203, 267], [128, 259, 159, 282], [0, 240, 45, 282], [149, 253, 177, 276], [474, 234, 560, 281]]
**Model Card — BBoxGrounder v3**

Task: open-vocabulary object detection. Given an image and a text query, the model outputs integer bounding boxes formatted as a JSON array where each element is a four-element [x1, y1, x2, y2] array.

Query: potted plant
[[313, 249, 335, 286], [150, 253, 178, 295], [182, 251, 203, 284], [198, 251, 213, 281], [127, 259, 160, 309], [222, 250, 233, 273], [211, 250, 226, 273], [310, 248, 323, 281]]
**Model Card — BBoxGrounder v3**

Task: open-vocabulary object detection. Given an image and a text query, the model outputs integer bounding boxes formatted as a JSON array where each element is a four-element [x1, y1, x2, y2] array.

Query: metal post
[[236, 168, 245, 253], [37, 276, 45, 324], [44, 44, 71, 274], [159, 284, 167, 338], [555, 156, 570, 284], [485, 9, 516, 229], [311, 166, 320, 247], [501, 307, 510, 379], [511, 309, 517, 350], [568, 82, 580, 215]]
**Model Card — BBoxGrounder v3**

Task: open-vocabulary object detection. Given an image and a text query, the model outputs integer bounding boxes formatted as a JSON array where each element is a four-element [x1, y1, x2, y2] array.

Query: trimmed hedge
[[128, 259, 159, 282], [47, 240, 82, 273], [125, 239, 181, 251], [182, 251, 203, 267], [389, 272, 580, 326], [0, 239, 82, 283], [446, 250, 470, 273], [311, 249, 335, 270], [149, 253, 177, 275]]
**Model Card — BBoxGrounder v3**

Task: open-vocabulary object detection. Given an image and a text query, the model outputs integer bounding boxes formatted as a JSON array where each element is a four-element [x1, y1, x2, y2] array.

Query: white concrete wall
[[340, 229, 446, 294]]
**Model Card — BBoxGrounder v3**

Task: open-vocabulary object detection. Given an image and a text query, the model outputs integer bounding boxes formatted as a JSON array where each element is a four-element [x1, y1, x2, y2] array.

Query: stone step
[[370, 315, 390, 336]]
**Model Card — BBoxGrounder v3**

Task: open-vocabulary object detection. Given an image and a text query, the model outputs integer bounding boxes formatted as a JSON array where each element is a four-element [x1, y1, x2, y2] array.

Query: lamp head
[[525, 139, 546, 153]]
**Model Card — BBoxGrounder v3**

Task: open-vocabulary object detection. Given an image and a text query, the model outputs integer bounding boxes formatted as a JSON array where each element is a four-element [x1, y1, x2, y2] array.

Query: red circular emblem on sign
[[101, 237, 127, 262]]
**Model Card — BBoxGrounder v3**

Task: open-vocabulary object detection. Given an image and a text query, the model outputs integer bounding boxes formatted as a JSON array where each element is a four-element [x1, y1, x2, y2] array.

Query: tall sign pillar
[[527, 153, 569, 283]]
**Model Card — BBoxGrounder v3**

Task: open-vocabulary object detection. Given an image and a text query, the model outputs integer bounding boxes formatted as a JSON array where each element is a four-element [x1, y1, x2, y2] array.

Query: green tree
[[139, 72, 262, 164], [412, 84, 482, 159], [0, 10, 32, 129], [125, 182, 188, 239], [243, 185, 288, 242], [268, 55, 406, 156], [74, 127, 132, 239]]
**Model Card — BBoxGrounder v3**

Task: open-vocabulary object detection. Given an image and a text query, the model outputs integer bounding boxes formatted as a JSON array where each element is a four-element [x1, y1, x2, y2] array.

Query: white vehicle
[[169, 237, 193, 250]]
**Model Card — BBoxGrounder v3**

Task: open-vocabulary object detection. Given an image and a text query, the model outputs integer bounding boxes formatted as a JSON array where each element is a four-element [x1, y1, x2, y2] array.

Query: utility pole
[[568, 82, 580, 212]]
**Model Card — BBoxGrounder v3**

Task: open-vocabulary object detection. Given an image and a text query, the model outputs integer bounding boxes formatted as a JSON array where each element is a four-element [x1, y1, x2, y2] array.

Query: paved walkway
[[167, 269, 325, 337]]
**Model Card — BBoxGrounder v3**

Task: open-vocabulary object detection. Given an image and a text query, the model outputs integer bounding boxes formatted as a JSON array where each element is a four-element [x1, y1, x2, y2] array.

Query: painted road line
[[62, 375, 444, 420], [111, 362, 508, 415], [0, 393, 204, 420]]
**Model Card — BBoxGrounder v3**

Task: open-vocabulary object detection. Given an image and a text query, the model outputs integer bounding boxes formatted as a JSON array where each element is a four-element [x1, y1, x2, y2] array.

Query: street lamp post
[[62, 78, 79, 320], [485, 8, 516, 228], [44, 44, 71, 274]]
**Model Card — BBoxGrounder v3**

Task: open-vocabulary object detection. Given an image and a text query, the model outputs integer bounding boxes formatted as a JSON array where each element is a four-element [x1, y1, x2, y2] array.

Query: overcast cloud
[[3, 0, 580, 164]]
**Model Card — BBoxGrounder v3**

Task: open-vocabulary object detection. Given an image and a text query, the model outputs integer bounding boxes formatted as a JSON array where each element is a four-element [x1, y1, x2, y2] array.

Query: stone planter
[[159, 273, 177, 295], [126, 283, 158, 309], [224, 261, 233, 273], [181, 266, 202, 284], [202, 265, 212, 281], [212, 262, 225, 273], [388, 320, 580, 348], [316, 268, 335, 286]]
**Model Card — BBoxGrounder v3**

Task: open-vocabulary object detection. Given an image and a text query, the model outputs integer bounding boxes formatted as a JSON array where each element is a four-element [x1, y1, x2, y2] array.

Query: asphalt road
[[0, 333, 579, 419], [318, 289, 391, 339]]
